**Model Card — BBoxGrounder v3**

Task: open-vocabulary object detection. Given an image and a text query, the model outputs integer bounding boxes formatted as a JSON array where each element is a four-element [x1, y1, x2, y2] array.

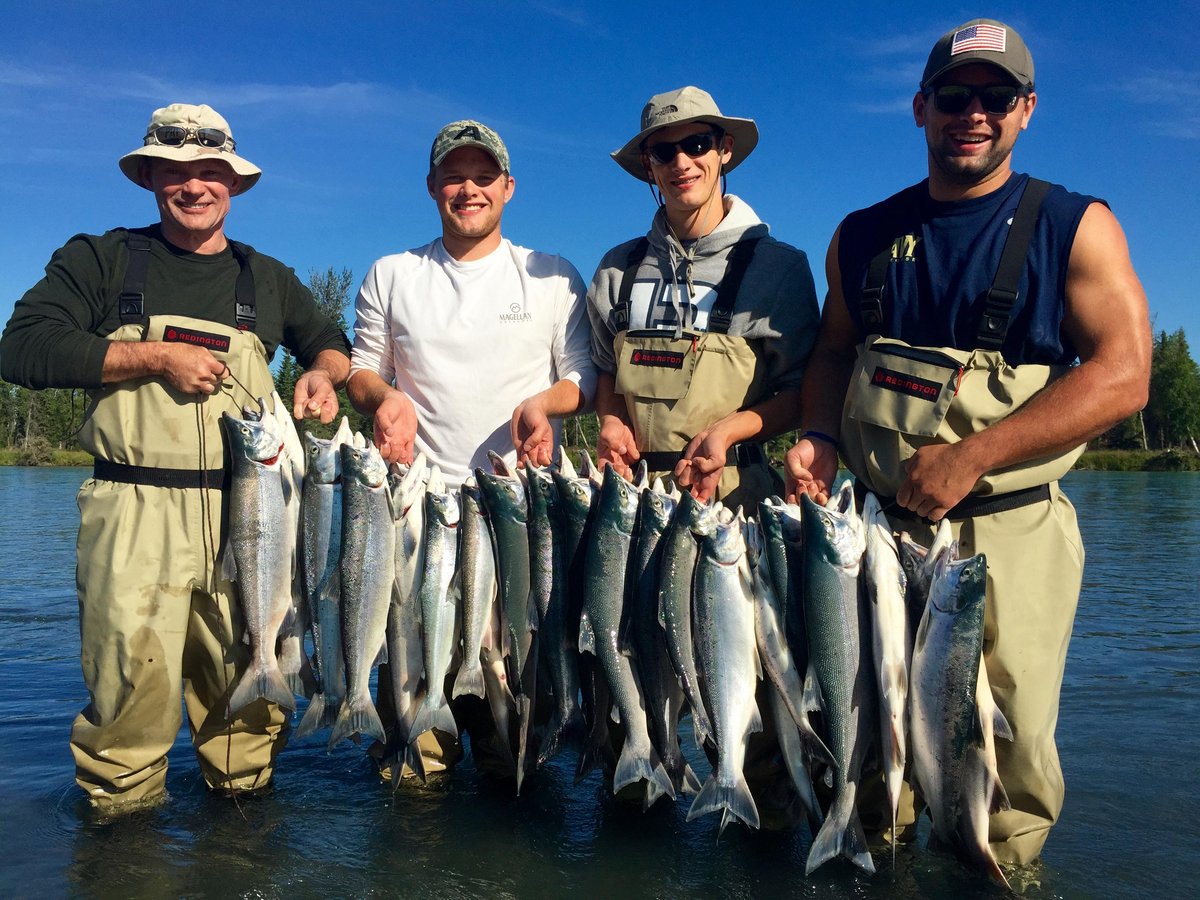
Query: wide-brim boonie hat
[[119, 103, 261, 195], [611, 86, 759, 183]]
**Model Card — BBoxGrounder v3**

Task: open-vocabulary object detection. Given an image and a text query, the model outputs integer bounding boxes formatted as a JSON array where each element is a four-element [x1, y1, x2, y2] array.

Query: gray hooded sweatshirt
[[586, 195, 819, 394]]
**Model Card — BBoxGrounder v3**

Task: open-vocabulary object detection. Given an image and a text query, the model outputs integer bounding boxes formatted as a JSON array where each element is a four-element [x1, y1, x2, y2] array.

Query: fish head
[[427, 484, 461, 528], [476, 467, 528, 523], [223, 412, 283, 465], [557, 446, 578, 479], [683, 492, 718, 539], [929, 552, 987, 615], [340, 441, 388, 488], [639, 482, 675, 531], [631, 459, 649, 491], [702, 507, 747, 566], [801, 491, 865, 572], [551, 468, 596, 518], [598, 463, 639, 532], [332, 415, 353, 447], [303, 431, 340, 484]]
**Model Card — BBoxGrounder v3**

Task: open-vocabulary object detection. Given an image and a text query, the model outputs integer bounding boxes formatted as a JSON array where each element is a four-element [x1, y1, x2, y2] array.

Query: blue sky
[[1, 1, 1196, 351]]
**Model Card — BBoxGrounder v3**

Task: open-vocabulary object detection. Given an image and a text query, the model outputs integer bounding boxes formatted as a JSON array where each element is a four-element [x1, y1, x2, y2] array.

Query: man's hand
[[293, 369, 339, 423], [674, 425, 732, 502], [373, 389, 418, 465], [596, 414, 640, 480], [154, 343, 228, 395], [511, 396, 554, 468], [896, 441, 983, 521], [785, 436, 839, 505]]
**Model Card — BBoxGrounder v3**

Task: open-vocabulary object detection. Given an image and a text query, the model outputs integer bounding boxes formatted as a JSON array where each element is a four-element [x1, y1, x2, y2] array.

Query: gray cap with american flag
[[921, 19, 1034, 91]]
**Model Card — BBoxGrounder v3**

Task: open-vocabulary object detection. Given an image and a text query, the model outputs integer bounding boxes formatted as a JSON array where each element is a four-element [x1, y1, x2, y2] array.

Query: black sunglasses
[[143, 125, 236, 152], [643, 130, 721, 166], [928, 84, 1027, 116]]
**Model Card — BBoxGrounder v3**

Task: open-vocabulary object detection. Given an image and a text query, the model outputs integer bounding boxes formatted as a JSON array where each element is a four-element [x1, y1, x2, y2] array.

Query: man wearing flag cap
[[786, 20, 1150, 864], [0, 103, 352, 812]]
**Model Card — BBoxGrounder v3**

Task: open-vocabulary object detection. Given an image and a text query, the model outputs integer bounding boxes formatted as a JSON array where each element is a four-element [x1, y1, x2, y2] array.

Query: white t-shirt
[[350, 238, 596, 485]]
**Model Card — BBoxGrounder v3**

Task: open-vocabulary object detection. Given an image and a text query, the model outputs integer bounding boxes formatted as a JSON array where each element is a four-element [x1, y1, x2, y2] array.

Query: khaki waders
[[613, 326, 795, 821], [71, 316, 288, 810], [841, 335, 1085, 864]]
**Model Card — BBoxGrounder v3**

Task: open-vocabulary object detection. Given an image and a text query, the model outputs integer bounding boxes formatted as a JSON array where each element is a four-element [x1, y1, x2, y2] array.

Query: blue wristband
[[800, 430, 840, 451]]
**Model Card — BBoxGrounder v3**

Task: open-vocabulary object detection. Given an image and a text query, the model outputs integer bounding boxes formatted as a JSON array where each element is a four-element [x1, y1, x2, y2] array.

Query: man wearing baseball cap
[[0, 103, 351, 812], [786, 19, 1150, 869], [585, 86, 819, 809], [347, 119, 595, 780]]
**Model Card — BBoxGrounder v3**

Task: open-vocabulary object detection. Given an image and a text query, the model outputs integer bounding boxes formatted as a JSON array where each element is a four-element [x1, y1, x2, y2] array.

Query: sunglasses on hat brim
[[143, 125, 236, 152]]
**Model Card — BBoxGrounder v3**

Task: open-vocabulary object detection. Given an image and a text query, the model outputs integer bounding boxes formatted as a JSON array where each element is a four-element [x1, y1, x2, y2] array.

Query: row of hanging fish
[[218, 397, 1012, 887]]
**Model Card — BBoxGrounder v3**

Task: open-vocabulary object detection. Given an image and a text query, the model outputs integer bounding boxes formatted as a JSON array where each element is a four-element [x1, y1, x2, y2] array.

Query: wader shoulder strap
[[858, 184, 926, 334], [613, 237, 650, 333], [228, 240, 258, 333], [118, 234, 152, 325], [118, 234, 258, 332], [974, 177, 1051, 349], [706, 236, 762, 336]]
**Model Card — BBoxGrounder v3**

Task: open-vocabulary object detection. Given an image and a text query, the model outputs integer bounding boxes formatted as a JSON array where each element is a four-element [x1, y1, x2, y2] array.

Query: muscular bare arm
[[897, 203, 1151, 519], [101, 340, 228, 394]]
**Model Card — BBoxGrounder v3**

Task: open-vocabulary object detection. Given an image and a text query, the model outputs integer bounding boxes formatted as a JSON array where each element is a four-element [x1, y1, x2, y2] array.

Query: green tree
[[1145, 328, 1200, 451]]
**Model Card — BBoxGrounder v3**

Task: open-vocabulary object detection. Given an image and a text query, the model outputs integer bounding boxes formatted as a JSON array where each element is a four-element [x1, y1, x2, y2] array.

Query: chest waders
[[612, 236, 781, 509], [842, 179, 1085, 864], [70, 234, 288, 810]]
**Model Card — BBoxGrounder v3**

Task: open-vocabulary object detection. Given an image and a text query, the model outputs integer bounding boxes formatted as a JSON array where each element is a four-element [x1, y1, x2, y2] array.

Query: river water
[[1, 468, 1196, 898]]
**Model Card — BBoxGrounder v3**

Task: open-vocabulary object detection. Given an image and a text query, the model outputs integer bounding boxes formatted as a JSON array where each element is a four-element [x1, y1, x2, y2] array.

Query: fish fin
[[748, 699, 763, 735], [680, 762, 703, 795], [218, 542, 237, 583], [295, 691, 339, 739], [228, 659, 295, 716], [537, 706, 585, 768], [410, 696, 459, 741], [452, 660, 487, 700], [515, 694, 534, 795], [372, 638, 388, 668], [991, 777, 1012, 814], [685, 772, 759, 831], [802, 664, 826, 715], [609, 705, 621, 725], [328, 695, 386, 750], [574, 733, 618, 785], [805, 785, 875, 875], [578, 611, 596, 655], [993, 705, 1014, 742], [612, 743, 674, 798], [795, 716, 837, 770]]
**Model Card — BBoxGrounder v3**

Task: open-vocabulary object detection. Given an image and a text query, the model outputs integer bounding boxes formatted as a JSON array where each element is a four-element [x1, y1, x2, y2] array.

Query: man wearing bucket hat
[[1, 103, 351, 812], [347, 119, 595, 780], [785, 20, 1149, 867], [587, 86, 819, 509], [585, 87, 818, 814]]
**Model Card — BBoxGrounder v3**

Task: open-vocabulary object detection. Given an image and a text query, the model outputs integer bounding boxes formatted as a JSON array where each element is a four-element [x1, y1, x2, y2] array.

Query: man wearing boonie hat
[[1, 103, 351, 813], [585, 86, 819, 809], [347, 119, 596, 781], [786, 19, 1149, 870]]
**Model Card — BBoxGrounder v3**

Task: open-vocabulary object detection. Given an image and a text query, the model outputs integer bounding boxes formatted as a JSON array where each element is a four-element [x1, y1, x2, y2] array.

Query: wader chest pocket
[[846, 341, 963, 437], [615, 331, 700, 401]]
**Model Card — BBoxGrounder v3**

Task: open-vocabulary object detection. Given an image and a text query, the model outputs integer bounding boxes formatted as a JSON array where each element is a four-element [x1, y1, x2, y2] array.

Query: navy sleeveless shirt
[[838, 173, 1100, 366]]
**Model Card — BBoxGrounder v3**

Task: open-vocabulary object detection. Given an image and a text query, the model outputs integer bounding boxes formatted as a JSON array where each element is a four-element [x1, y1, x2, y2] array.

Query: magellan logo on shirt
[[499, 301, 532, 324]]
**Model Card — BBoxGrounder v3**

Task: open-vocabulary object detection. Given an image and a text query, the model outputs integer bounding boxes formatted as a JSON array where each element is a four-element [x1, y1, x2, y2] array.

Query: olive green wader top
[[72, 315, 288, 810]]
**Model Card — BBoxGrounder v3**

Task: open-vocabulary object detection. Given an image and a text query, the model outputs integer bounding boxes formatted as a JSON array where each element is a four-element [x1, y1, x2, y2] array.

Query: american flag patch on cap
[[951, 23, 1007, 55]]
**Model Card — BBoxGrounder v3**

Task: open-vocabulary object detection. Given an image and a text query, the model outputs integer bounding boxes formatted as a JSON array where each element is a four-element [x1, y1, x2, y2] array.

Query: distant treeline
[[2, 268, 1198, 468]]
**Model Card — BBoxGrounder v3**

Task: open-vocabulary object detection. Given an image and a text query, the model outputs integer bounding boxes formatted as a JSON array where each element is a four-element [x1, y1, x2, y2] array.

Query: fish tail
[[295, 691, 340, 739], [327, 695, 386, 750], [680, 762, 703, 795], [574, 732, 617, 784], [410, 695, 459, 740], [228, 658, 295, 716], [278, 634, 316, 698], [805, 787, 875, 875], [385, 738, 428, 787], [451, 660, 487, 700], [685, 773, 759, 830], [612, 741, 675, 799], [536, 705, 585, 767]]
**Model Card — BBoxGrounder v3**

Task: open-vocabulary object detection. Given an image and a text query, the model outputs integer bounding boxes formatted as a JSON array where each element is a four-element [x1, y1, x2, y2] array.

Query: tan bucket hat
[[611, 86, 759, 182], [119, 103, 261, 194]]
